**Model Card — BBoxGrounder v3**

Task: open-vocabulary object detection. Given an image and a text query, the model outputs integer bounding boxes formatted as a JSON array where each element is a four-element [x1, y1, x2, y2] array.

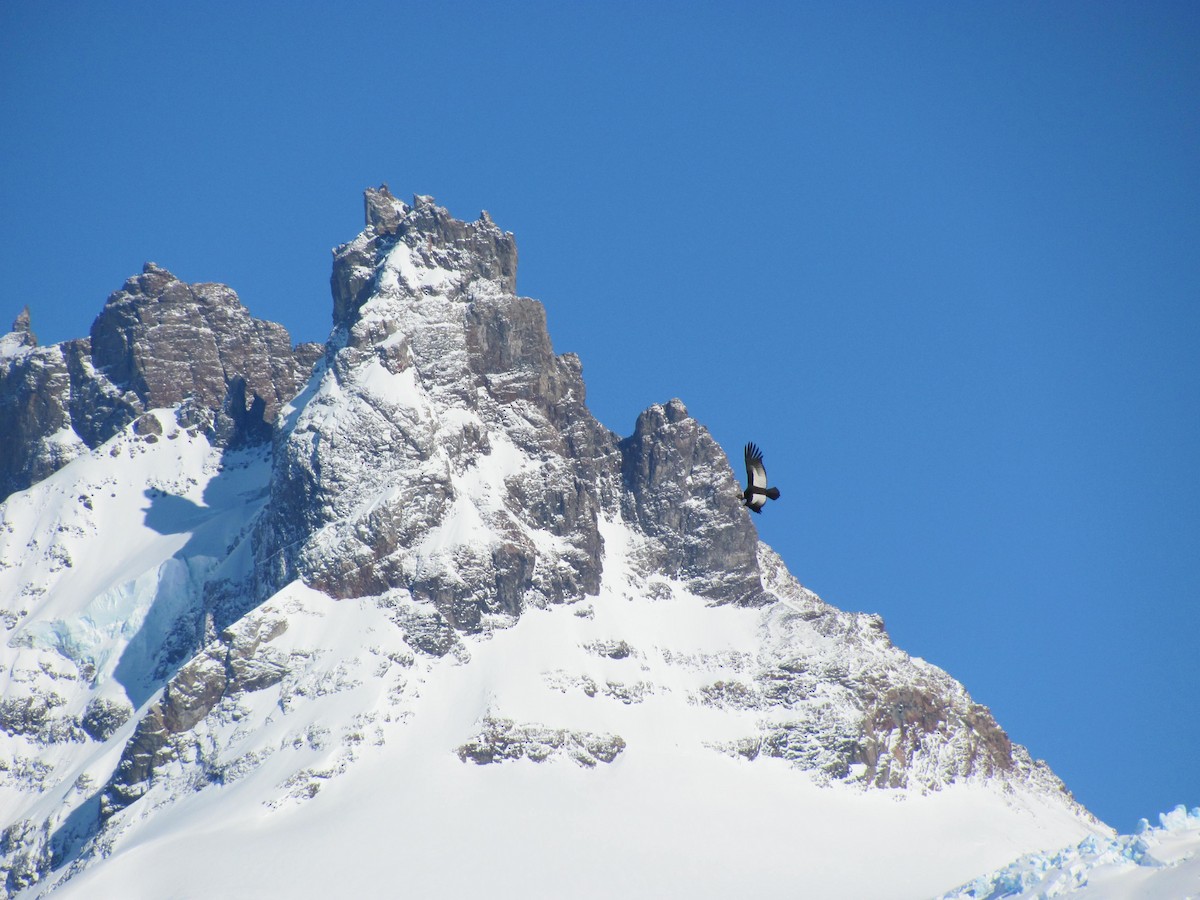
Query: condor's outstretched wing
[[744, 442, 770, 511], [744, 442, 769, 492]]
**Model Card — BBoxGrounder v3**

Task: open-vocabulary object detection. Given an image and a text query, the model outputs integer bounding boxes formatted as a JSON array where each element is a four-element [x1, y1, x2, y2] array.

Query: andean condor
[[742, 442, 781, 514]]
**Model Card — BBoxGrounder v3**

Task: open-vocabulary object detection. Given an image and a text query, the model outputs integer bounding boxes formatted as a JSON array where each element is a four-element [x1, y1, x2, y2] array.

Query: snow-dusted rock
[[0, 336, 87, 504], [456, 716, 626, 767], [619, 397, 764, 604], [254, 186, 612, 629], [0, 266, 318, 505]]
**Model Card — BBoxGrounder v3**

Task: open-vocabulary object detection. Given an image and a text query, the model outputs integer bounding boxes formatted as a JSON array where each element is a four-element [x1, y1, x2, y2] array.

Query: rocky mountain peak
[[254, 190, 769, 628], [0, 188, 1103, 899], [363, 183, 406, 232], [90, 261, 302, 428], [254, 191, 610, 629], [0, 266, 319, 506], [0, 310, 38, 365], [9, 307, 35, 344], [333, 186, 517, 332]]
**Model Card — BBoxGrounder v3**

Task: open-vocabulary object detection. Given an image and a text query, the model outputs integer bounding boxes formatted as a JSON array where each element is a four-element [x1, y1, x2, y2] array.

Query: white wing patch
[[748, 460, 767, 491]]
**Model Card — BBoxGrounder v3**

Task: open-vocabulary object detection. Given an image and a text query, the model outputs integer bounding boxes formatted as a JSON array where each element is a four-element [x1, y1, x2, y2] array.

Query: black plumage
[[742, 442, 781, 514]]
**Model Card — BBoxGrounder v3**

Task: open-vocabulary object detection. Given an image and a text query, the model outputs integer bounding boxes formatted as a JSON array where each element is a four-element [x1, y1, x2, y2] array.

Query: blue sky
[[2, 1, 1197, 832]]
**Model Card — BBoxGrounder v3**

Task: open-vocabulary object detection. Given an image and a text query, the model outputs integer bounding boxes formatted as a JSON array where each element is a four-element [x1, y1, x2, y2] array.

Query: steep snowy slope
[[29, 573, 1100, 900], [0, 416, 270, 890], [12, 544, 1100, 900], [2, 188, 1109, 899]]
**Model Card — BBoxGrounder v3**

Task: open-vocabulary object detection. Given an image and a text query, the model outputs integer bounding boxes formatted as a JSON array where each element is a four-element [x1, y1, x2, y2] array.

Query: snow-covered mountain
[[1, 187, 1116, 898]]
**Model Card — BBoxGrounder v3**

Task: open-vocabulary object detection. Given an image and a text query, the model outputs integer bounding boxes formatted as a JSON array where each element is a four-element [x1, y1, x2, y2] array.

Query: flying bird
[[742, 442, 781, 514]]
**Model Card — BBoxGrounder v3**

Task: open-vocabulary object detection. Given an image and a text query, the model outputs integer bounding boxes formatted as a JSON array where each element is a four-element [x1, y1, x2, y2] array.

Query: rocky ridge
[[0, 187, 1101, 898], [0, 266, 320, 504]]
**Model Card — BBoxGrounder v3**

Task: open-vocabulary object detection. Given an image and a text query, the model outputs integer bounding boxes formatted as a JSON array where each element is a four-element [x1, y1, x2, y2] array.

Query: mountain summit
[[1, 188, 1105, 898]]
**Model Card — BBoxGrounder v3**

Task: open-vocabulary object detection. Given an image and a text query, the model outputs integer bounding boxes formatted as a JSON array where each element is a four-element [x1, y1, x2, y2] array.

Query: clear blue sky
[[2, 1, 1197, 833]]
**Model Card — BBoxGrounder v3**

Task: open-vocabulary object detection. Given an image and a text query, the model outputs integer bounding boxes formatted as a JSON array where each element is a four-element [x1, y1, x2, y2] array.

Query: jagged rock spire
[[11, 306, 34, 343], [256, 190, 609, 622], [1, 306, 37, 355], [332, 187, 517, 332], [619, 398, 765, 604]]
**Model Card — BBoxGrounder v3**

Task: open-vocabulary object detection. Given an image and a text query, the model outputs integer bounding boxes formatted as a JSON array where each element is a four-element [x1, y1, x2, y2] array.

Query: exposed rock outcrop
[[101, 607, 291, 817], [89, 264, 306, 431], [6, 309, 35, 349], [0, 267, 318, 504], [456, 717, 626, 767], [0, 336, 85, 504], [619, 399, 764, 604]]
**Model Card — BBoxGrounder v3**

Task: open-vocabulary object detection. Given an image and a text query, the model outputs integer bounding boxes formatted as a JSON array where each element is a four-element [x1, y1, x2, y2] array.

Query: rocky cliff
[[0, 188, 1103, 899], [0, 266, 320, 504]]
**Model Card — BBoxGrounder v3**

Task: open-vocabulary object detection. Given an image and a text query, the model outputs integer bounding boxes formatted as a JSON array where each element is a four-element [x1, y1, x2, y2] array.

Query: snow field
[[27, 554, 1104, 900]]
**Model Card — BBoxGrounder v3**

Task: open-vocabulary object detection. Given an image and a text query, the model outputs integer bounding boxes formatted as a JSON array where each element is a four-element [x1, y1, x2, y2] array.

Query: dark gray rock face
[[101, 610, 290, 817], [80, 699, 132, 743], [8, 309, 35, 349], [456, 717, 626, 767], [0, 694, 82, 745], [0, 266, 317, 504], [89, 264, 311, 446], [619, 399, 765, 604], [0, 339, 82, 504]]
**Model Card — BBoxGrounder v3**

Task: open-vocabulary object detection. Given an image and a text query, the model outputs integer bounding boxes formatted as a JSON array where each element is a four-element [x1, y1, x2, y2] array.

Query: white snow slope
[[1, 412, 1105, 900]]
